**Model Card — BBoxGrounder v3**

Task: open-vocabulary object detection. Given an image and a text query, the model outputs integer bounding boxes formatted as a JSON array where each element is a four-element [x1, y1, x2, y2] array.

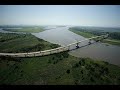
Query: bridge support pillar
[[88, 39, 92, 45], [76, 43, 79, 48]]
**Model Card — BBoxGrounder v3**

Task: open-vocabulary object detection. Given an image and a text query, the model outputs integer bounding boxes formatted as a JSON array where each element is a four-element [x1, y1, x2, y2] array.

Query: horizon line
[[0, 24, 120, 28]]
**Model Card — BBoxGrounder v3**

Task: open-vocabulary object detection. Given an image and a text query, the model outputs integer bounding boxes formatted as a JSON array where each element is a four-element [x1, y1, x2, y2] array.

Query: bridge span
[[0, 34, 108, 57]]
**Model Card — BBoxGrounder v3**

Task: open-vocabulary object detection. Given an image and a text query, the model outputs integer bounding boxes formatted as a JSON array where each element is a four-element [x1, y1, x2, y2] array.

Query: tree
[[80, 58, 85, 66], [74, 80, 79, 85], [66, 69, 70, 74], [52, 57, 55, 60], [48, 59, 51, 63], [62, 52, 69, 58], [79, 61, 81, 65], [73, 63, 79, 68], [81, 70, 83, 74], [104, 67, 109, 75], [90, 77, 94, 82]]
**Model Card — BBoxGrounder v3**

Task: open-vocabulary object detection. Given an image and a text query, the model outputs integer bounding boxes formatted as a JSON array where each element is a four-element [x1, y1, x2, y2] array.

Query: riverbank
[[69, 27, 120, 46], [69, 28, 96, 38], [0, 32, 60, 53], [2, 27, 45, 33], [102, 39, 120, 46]]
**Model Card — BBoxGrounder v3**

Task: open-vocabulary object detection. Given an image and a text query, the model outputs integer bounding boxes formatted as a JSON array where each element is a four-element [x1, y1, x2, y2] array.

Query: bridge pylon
[[88, 39, 92, 45], [76, 42, 79, 48]]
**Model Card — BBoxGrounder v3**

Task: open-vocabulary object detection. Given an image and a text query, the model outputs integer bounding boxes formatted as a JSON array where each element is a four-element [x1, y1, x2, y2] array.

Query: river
[[0, 26, 120, 66], [32, 26, 120, 66], [32, 26, 86, 46]]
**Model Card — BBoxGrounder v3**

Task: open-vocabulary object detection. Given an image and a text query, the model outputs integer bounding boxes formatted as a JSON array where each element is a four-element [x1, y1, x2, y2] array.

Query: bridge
[[0, 34, 108, 58]]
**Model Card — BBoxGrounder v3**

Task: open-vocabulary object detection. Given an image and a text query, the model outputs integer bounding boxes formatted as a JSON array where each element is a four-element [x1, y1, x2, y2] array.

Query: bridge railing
[[67, 34, 108, 46]]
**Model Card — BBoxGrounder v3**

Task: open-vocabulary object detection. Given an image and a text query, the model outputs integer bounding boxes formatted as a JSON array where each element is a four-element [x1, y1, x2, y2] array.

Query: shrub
[[15, 66, 19, 69], [62, 52, 69, 58], [103, 67, 109, 75], [52, 57, 55, 60], [20, 74, 23, 77], [81, 70, 83, 74], [79, 58, 85, 66], [7, 63, 9, 66], [66, 69, 70, 74], [73, 63, 79, 68], [90, 77, 94, 82], [74, 80, 79, 85], [50, 44, 59, 48], [79, 61, 81, 65], [48, 60, 51, 63], [104, 61, 109, 65], [53, 61, 56, 64]]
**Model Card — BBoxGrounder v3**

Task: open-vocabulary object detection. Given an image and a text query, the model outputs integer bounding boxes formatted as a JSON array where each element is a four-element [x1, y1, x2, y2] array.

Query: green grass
[[102, 39, 120, 46], [69, 28, 120, 46], [0, 52, 71, 85], [3, 27, 45, 33], [71, 58, 120, 85], [0, 32, 60, 53], [0, 55, 120, 85], [69, 28, 96, 38]]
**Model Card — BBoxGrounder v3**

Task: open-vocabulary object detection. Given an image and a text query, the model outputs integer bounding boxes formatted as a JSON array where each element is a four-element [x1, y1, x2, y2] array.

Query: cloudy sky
[[0, 5, 120, 27]]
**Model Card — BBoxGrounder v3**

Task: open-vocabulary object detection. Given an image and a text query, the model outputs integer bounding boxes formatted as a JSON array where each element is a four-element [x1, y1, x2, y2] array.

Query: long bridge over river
[[0, 34, 108, 57]]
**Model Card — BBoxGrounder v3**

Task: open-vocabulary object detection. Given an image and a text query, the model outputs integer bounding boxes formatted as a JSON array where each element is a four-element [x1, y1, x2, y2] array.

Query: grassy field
[[102, 39, 120, 46], [69, 28, 96, 38], [3, 27, 45, 33], [69, 28, 120, 46], [0, 54, 120, 85], [0, 32, 60, 53]]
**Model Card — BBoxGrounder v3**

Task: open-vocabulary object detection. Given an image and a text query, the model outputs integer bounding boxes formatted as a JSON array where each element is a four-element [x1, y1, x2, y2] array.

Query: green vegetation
[[69, 27, 120, 46], [102, 39, 120, 46], [3, 27, 45, 33], [108, 32, 120, 40], [0, 52, 71, 85], [103, 32, 120, 46], [0, 32, 60, 53], [72, 58, 120, 85], [0, 55, 120, 85], [69, 28, 95, 38], [69, 27, 104, 37]]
